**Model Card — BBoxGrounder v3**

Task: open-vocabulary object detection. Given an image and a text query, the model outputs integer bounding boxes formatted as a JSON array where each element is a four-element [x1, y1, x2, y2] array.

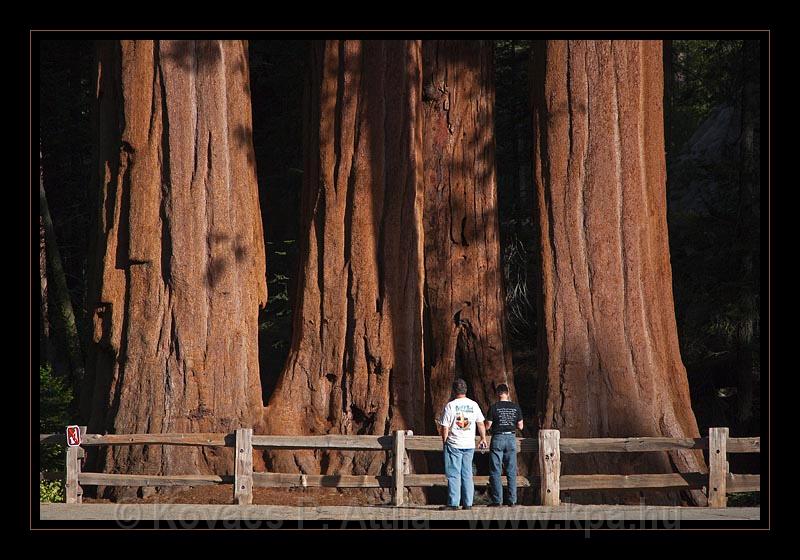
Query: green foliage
[[40, 41, 94, 353], [668, 40, 748, 154], [247, 42, 306, 402], [39, 364, 73, 472], [257, 238, 298, 401], [494, 40, 540, 417], [494, 39, 536, 326], [268, 291, 289, 303], [503, 235, 535, 345], [667, 40, 760, 435], [39, 479, 65, 503], [40, 364, 73, 432]]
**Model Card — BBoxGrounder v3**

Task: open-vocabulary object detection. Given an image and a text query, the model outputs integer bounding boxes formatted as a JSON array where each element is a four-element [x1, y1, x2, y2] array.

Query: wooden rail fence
[[39, 427, 760, 508]]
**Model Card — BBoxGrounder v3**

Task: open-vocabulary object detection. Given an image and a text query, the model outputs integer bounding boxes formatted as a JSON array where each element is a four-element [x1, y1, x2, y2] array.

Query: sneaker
[[487, 503, 502, 507], [462, 505, 472, 510], [506, 503, 517, 507]]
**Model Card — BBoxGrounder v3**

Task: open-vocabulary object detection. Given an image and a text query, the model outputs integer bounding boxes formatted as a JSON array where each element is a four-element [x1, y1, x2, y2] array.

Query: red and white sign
[[66, 425, 82, 447]]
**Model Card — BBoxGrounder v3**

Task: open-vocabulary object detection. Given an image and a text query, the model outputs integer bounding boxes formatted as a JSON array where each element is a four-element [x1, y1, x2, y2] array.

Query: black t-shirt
[[488, 401, 522, 433]]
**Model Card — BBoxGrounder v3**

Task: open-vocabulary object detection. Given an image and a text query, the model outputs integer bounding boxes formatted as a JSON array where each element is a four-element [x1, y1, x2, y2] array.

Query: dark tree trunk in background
[[40, 150, 84, 385], [86, 40, 267, 492], [39, 149, 53, 367], [531, 40, 706, 505], [263, 41, 426, 496], [40, 214, 50, 359], [421, 40, 515, 422]]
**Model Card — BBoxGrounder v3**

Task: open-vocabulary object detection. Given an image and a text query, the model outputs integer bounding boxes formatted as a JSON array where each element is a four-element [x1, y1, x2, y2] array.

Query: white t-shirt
[[438, 397, 485, 449]]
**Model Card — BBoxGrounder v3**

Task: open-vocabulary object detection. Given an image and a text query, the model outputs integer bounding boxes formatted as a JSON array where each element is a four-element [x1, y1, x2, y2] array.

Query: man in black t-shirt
[[484, 384, 523, 506]]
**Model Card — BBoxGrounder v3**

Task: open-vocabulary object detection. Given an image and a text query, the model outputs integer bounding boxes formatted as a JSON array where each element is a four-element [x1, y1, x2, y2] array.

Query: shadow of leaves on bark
[[159, 40, 222, 72]]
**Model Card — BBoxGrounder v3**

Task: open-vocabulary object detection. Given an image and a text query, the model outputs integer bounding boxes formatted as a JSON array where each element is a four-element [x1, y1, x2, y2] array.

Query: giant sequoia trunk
[[263, 41, 426, 489], [531, 40, 707, 505], [421, 40, 515, 420], [86, 40, 267, 489]]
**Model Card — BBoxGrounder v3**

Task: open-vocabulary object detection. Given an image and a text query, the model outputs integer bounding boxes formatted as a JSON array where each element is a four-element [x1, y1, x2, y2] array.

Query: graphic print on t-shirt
[[494, 406, 517, 425], [439, 398, 485, 449], [454, 404, 475, 430], [489, 401, 522, 432]]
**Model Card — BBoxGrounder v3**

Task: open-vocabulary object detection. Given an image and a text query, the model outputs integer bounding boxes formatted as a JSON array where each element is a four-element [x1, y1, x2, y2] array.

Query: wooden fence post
[[392, 430, 406, 506], [708, 427, 728, 508], [64, 426, 85, 504], [539, 429, 560, 506], [234, 428, 253, 505], [404, 430, 413, 483], [65, 446, 80, 504]]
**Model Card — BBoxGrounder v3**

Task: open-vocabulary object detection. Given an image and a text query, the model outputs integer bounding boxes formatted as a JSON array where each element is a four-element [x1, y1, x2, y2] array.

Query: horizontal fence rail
[[60, 472, 761, 492], [40, 427, 760, 508], [40, 433, 761, 453]]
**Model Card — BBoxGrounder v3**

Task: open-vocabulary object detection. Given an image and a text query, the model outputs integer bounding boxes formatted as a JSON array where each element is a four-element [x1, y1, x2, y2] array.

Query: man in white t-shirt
[[437, 378, 487, 510]]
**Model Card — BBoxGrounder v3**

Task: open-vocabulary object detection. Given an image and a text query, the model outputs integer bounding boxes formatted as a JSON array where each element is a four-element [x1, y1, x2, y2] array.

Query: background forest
[[38, 39, 761, 497]]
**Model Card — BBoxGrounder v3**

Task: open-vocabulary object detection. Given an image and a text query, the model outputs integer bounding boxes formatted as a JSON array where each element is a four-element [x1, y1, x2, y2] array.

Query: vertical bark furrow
[[86, 40, 267, 493], [421, 40, 515, 421], [532, 40, 706, 505], [264, 41, 426, 491]]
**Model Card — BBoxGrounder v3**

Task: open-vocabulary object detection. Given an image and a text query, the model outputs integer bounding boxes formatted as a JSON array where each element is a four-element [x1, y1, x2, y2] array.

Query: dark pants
[[489, 433, 517, 505]]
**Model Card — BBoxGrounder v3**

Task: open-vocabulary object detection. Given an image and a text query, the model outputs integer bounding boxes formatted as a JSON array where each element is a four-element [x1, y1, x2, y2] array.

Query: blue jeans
[[443, 444, 475, 507], [489, 433, 517, 505]]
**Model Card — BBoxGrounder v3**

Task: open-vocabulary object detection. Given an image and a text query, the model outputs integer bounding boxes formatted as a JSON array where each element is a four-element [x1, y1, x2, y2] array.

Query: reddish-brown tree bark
[[263, 41, 426, 489], [531, 40, 706, 504], [421, 40, 515, 420], [85, 40, 267, 490]]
